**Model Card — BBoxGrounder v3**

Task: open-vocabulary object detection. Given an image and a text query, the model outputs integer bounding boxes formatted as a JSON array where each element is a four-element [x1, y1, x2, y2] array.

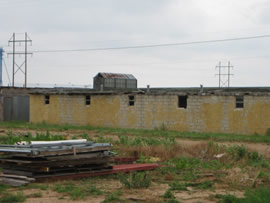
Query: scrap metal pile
[[0, 139, 113, 186]]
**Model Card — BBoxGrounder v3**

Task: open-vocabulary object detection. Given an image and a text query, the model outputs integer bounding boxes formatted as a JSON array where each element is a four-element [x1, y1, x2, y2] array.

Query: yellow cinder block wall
[[30, 94, 270, 135]]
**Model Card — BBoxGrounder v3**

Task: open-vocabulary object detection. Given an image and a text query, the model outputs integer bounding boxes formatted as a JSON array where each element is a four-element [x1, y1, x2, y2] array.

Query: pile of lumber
[[0, 139, 113, 185]]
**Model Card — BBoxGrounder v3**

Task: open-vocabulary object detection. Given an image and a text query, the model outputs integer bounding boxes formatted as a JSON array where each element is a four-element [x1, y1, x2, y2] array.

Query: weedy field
[[1, 122, 270, 203]]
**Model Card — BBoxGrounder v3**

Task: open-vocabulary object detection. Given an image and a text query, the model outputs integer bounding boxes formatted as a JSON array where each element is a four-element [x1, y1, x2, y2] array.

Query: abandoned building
[[93, 72, 137, 90], [29, 87, 270, 135]]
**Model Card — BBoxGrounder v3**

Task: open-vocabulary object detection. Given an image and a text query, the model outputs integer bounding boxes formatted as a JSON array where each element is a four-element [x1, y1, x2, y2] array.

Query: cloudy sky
[[0, 0, 270, 88]]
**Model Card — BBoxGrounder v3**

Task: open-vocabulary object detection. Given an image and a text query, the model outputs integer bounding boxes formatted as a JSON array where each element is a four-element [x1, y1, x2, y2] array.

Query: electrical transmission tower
[[215, 61, 233, 88], [8, 33, 32, 87]]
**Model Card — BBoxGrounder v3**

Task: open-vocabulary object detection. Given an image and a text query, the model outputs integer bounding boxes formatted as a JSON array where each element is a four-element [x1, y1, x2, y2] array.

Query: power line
[[31, 34, 270, 53]]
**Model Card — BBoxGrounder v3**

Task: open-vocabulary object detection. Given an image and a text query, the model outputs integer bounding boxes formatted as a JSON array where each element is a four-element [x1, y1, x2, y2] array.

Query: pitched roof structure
[[96, 72, 136, 80]]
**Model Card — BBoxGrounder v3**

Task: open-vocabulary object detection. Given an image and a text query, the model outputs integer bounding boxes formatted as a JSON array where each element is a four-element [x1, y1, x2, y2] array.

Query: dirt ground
[[0, 127, 269, 202]]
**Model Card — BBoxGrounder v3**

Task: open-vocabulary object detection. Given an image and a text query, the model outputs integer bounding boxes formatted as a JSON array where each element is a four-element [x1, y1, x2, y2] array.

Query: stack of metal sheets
[[0, 140, 113, 180]]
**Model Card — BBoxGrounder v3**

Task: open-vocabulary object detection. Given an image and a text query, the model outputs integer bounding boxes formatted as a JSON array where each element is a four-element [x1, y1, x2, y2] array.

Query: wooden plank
[[46, 152, 106, 161], [0, 177, 30, 187], [3, 169, 33, 177], [0, 152, 109, 164], [0, 174, 35, 181], [0, 157, 113, 169]]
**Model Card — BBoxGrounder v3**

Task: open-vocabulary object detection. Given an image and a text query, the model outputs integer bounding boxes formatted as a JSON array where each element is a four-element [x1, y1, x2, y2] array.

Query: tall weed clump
[[118, 172, 151, 189]]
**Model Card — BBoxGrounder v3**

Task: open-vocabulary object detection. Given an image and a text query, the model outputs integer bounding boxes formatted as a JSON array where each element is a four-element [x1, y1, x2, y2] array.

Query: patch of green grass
[[118, 172, 151, 189], [0, 130, 65, 145], [82, 183, 102, 196], [171, 156, 224, 171], [163, 189, 175, 199], [117, 135, 176, 147], [227, 145, 248, 161], [217, 194, 241, 203], [162, 189, 180, 203], [169, 181, 188, 191], [243, 187, 270, 203], [0, 184, 9, 194], [20, 183, 49, 191], [103, 190, 122, 203], [54, 183, 83, 200], [265, 128, 270, 136], [159, 156, 225, 182], [27, 192, 42, 198], [195, 180, 213, 189], [217, 187, 270, 203], [2, 121, 270, 143], [0, 192, 26, 203], [54, 181, 102, 200], [226, 145, 270, 168]]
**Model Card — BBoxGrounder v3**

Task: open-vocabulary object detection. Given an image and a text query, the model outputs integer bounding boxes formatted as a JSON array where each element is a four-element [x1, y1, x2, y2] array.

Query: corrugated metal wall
[[94, 77, 137, 90], [1, 95, 29, 122]]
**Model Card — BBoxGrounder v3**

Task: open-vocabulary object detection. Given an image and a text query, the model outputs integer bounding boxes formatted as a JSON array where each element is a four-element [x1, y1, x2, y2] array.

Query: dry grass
[[118, 144, 186, 161], [117, 141, 228, 162]]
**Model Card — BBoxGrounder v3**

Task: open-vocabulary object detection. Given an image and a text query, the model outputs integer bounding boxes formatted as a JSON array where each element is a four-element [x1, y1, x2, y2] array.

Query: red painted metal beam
[[36, 163, 159, 181]]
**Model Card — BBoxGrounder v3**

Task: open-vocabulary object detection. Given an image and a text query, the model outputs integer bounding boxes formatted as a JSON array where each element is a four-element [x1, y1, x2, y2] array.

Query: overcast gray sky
[[1, 0, 270, 88]]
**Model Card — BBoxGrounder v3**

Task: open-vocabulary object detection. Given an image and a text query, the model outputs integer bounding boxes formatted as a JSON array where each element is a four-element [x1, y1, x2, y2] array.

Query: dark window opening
[[45, 95, 50, 105], [178, 96, 187, 108], [129, 95, 135, 106], [85, 95, 91, 105], [235, 96, 244, 108]]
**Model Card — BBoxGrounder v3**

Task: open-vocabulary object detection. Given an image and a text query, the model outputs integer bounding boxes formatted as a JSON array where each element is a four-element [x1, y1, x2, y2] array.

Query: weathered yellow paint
[[202, 102, 223, 133], [30, 95, 60, 124], [30, 94, 270, 135]]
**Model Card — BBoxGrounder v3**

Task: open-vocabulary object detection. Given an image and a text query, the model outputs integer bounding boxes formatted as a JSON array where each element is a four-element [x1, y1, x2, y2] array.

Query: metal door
[[3, 96, 29, 122], [4, 97, 12, 121]]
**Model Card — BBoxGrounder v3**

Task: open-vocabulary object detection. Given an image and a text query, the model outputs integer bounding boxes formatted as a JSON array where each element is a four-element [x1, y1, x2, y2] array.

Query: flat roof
[[25, 86, 270, 96]]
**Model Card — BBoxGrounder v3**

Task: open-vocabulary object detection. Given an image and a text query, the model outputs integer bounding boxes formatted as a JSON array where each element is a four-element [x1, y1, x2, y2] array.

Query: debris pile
[[0, 139, 113, 185]]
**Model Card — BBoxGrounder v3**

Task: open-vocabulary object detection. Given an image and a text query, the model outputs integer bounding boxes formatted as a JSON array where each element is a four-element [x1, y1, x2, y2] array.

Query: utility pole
[[215, 61, 234, 88], [0, 48, 3, 86], [8, 32, 32, 87]]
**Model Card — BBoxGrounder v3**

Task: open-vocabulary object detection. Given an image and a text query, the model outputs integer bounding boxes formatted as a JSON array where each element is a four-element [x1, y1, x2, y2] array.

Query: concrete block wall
[[30, 94, 270, 135]]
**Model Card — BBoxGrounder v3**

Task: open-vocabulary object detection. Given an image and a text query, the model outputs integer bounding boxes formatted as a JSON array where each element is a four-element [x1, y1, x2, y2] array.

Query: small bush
[[248, 151, 262, 162], [119, 172, 151, 189], [163, 189, 175, 199], [217, 194, 241, 203], [227, 145, 248, 161]]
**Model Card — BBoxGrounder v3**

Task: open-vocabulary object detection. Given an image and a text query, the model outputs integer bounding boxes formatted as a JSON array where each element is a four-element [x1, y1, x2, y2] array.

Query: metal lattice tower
[[215, 61, 234, 88], [8, 33, 32, 87]]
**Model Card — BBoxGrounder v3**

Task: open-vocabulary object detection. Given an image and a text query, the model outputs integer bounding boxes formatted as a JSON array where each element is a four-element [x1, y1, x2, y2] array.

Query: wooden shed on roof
[[93, 72, 137, 90]]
